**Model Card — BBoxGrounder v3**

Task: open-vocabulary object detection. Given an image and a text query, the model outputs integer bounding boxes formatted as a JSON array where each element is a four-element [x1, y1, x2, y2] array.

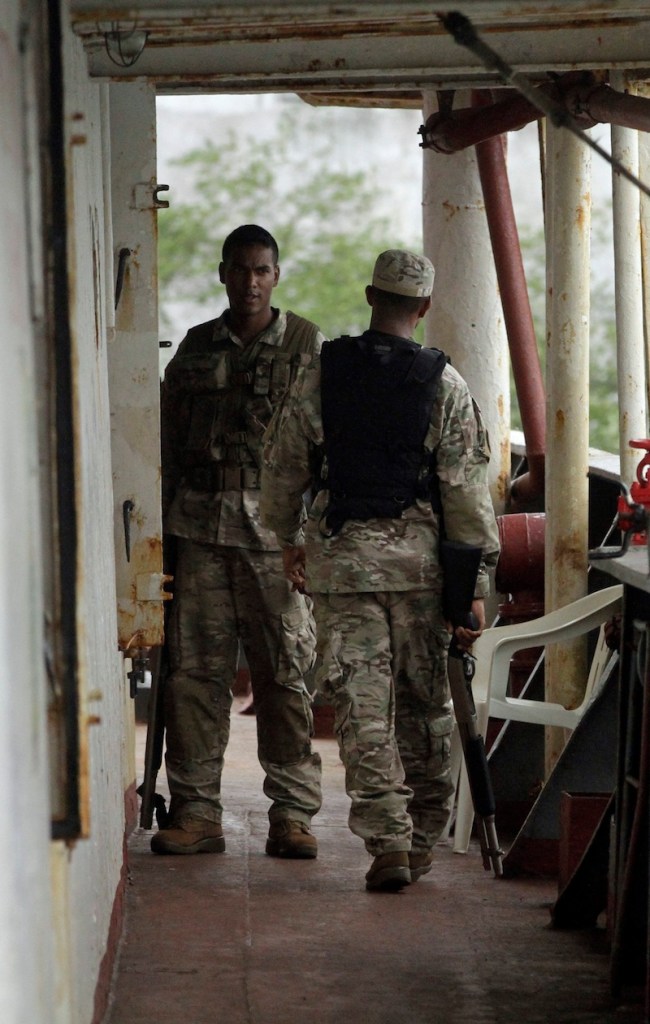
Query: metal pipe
[[472, 90, 546, 507], [420, 90, 545, 154], [420, 72, 650, 155], [567, 79, 650, 134]]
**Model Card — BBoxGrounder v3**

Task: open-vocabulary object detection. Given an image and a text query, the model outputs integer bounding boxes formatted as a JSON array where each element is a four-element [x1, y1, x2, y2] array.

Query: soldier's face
[[219, 244, 280, 318]]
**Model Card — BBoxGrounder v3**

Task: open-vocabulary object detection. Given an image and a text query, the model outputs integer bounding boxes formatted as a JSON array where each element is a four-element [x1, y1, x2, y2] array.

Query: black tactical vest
[[319, 332, 447, 536]]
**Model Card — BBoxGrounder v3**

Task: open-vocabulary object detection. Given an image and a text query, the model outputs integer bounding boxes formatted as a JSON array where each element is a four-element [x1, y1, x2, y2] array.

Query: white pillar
[[544, 122, 592, 772], [421, 91, 510, 517], [639, 83, 650, 416], [611, 72, 648, 484]]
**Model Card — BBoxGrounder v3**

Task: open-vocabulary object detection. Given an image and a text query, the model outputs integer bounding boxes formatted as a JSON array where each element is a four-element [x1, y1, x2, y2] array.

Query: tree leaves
[[157, 106, 419, 342]]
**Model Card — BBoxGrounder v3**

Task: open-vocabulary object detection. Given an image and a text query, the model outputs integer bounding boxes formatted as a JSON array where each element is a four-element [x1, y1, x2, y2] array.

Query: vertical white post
[[421, 91, 510, 518], [611, 72, 648, 484], [639, 83, 650, 417], [545, 122, 592, 773]]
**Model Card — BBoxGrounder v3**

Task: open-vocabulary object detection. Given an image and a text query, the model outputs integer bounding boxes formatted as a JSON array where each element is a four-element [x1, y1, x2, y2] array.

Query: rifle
[[136, 641, 170, 830], [441, 539, 503, 877], [136, 536, 175, 831]]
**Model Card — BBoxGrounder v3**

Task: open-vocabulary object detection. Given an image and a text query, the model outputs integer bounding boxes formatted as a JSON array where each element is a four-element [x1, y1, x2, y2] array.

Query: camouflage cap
[[371, 249, 435, 297]]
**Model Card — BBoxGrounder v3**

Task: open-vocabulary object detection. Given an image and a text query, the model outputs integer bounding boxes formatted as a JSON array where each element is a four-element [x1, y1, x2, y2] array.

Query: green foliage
[[159, 104, 620, 448], [158, 106, 420, 341]]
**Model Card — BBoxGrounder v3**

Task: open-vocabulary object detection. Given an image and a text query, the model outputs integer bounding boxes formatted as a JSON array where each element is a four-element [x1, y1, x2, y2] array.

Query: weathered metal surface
[[67, 2, 650, 94], [107, 82, 165, 650], [420, 74, 650, 153]]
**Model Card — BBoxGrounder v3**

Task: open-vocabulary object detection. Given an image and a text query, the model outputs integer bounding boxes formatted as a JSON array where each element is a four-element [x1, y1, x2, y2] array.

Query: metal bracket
[[136, 572, 174, 603], [131, 181, 170, 211]]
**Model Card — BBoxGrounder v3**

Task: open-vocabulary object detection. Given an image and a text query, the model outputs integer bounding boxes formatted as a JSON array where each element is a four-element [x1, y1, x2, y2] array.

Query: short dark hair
[[222, 224, 279, 264], [371, 287, 427, 316]]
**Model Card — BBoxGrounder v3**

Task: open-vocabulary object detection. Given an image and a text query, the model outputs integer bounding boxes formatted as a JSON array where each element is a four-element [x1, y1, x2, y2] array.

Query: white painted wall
[[0, 5, 57, 1021], [0, 3, 134, 1022], [55, 15, 131, 1024]]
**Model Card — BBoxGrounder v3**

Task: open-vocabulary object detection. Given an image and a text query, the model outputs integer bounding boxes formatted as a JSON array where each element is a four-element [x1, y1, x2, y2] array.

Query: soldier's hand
[[449, 598, 486, 652], [282, 545, 308, 593]]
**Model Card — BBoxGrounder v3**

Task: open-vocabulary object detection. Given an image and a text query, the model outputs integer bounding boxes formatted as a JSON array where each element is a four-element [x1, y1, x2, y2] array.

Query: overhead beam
[[68, 0, 650, 33], [74, 21, 650, 92]]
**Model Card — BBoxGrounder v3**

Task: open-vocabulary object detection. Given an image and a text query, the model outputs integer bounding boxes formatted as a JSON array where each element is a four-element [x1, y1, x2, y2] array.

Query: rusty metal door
[[108, 82, 169, 652]]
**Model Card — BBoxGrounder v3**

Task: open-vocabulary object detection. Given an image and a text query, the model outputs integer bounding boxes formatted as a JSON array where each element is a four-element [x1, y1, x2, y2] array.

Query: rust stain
[[70, 7, 644, 47], [442, 199, 460, 220], [145, 534, 162, 557], [495, 468, 510, 503], [126, 534, 164, 595], [575, 203, 588, 230], [555, 408, 566, 428], [117, 530, 165, 649], [553, 530, 586, 573], [122, 628, 148, 651]]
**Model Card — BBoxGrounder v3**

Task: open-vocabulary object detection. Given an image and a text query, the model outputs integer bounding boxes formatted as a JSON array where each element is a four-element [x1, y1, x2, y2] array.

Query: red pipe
[[421, 90, 543, 153], [564, 79, 650, 133], [420, 72, 650, 155], [472, 90, 546, 506]]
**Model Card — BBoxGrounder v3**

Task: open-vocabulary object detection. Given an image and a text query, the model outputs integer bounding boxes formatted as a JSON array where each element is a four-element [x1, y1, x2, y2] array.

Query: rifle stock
[[441, 539, 503, 877]]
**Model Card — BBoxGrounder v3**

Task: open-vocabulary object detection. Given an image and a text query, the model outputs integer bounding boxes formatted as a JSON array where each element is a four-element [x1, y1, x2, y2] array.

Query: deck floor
[[105, 705, 645, 1024]]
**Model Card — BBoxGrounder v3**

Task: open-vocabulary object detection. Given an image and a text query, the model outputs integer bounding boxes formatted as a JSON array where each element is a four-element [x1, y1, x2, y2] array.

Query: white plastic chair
[[451, 584, 623, 854]]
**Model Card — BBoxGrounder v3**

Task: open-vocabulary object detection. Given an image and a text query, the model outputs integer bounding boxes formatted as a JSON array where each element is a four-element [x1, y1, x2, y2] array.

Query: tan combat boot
[[365, 851, 411, 892], [150, 817, 225, 855], [266, 819, 318, 859], [409, 850, 434, 881]]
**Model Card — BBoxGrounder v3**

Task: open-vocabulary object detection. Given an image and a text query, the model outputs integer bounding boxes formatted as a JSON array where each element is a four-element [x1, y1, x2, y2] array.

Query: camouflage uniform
[[260, 344, 500, 857], [161, 308, 324, 828]]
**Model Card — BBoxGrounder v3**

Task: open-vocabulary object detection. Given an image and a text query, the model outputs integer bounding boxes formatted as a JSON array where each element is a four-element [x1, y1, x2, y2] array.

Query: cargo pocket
[[277, 601, 317, 683]]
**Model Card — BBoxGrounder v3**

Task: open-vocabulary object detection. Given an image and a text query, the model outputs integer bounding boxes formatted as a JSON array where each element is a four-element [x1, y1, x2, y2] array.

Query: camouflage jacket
[[162, 308, 325, 550], [260, 340, 500, 594]]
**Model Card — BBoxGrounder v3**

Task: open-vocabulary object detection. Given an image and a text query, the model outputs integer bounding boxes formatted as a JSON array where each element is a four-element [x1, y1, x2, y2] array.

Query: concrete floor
[[106, 705, 645, 1024]]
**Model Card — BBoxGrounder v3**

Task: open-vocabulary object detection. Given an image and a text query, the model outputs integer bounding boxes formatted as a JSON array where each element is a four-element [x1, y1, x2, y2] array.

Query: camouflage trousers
[[164, 538, 322, 826], [313, 588, 454, 857]]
